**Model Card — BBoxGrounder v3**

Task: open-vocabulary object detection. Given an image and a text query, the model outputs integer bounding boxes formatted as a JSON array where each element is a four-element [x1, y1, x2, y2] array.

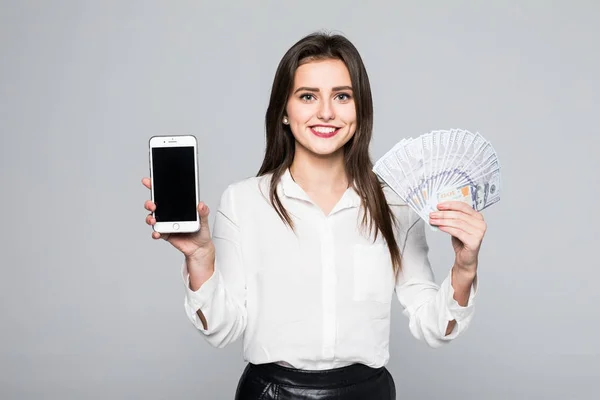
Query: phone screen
[[152, 146, 197, 222]]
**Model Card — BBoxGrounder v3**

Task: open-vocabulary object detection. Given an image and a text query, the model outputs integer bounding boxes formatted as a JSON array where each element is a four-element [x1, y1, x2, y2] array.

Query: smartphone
[[148, 135, 200, 234]]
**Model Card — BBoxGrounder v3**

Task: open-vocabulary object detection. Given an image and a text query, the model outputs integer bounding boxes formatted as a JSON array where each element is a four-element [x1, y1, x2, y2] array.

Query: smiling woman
[[258, 33, 402, 273], [142, 31, 481, 400], [286, 60, 356, 154]]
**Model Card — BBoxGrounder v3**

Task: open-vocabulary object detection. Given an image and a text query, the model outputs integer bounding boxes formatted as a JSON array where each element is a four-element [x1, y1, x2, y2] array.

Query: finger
[[429, 210, 485, 230], [437, 201, 483, 220], [144, 200, 156, 212], [142, 177, 152, 189], [146, 213, 156, 226], [429, 216, 477, 236], [151, 231, 170, 241], [430, 210, 465, 220], [198, 202, 211, 237], [437, 225, 472, 246]]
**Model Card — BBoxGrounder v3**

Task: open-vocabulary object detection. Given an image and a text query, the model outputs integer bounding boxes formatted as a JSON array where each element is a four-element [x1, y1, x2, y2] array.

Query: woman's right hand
[[141, 177, 215, 260]]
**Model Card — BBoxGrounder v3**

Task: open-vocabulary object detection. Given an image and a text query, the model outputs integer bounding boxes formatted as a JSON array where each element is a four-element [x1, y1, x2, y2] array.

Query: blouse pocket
[[353, 243, 395, 304]]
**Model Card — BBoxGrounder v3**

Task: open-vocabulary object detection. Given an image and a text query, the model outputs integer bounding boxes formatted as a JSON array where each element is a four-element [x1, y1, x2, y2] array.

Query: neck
[[289, 147, 348, 192]]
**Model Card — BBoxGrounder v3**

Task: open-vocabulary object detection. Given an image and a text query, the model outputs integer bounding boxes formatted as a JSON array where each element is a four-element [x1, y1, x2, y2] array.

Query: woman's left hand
[[429, 201, 487, 274]]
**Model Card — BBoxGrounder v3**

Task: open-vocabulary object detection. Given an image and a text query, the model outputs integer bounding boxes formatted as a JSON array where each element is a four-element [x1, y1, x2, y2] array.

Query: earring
[[283, 116, 289, 125]]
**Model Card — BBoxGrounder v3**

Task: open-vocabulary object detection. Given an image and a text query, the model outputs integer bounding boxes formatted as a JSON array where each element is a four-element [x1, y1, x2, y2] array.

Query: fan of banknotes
[[373, 128, 501, 229]]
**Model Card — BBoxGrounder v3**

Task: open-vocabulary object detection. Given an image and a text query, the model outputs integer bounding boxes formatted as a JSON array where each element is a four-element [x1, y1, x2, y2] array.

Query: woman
[[142, 32, 485, 400]]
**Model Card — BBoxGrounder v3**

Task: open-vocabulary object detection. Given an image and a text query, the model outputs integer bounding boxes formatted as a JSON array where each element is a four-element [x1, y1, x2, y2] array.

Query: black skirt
[[234, 362, 396, 399]]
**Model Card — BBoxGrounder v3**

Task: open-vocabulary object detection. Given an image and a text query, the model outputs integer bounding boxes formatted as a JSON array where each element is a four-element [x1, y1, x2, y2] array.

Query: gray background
[[1, 1, 598, 399]]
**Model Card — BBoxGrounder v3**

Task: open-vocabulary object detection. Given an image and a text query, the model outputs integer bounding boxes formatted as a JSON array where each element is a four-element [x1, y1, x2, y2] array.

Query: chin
[[306, 141, 346, 157]]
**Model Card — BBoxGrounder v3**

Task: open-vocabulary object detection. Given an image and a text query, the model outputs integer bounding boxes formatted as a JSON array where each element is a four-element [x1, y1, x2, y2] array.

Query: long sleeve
[[181, 184, 247, 348], [395, 210, 478, 348]]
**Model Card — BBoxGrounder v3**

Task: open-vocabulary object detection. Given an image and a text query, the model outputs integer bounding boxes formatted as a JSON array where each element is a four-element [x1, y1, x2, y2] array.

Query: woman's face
[[285, 58, 357, 158]]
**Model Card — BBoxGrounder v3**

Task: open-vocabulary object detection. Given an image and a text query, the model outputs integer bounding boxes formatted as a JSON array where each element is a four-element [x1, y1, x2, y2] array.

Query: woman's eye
[[300, 94, 315, 101], [336, 93, 351, 101]]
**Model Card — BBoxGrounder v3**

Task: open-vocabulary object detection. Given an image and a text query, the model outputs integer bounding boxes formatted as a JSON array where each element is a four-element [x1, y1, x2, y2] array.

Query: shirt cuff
[[181, 262, 219, 330], [442, 268, 477, 322], [442, 270, 478, 339]]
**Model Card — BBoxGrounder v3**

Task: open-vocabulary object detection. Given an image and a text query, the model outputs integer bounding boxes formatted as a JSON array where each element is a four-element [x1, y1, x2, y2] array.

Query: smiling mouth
[[310, 126, 341, 138]]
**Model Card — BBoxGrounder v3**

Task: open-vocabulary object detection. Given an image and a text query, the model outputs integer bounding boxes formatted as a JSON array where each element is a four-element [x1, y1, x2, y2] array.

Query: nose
[[317, 98, 335, 121]]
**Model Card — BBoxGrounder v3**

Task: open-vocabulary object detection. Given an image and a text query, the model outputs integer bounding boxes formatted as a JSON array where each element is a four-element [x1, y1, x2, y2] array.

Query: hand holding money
[[372, 128, 497, 292], [373, 128, 501, 230], [429, 200, 487, 273]]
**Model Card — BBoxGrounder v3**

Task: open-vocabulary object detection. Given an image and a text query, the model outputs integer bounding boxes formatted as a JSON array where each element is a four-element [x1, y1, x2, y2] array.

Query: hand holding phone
[[143, 135, 214, 258]]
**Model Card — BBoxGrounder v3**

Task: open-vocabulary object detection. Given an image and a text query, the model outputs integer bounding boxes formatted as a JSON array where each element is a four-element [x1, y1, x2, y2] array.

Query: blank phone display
[[152, 146, 196, 222]]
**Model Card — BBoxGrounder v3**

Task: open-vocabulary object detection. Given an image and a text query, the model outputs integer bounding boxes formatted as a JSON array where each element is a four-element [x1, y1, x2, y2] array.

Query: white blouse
[[181, 169, 477, 370]]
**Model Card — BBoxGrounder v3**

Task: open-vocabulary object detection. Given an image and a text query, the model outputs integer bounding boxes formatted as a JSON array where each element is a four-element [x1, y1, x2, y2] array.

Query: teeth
[[312, 126, 337, 134]]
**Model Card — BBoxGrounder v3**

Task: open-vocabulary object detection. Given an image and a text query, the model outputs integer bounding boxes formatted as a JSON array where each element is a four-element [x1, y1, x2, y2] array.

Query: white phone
[[148, 135, 200, 234]]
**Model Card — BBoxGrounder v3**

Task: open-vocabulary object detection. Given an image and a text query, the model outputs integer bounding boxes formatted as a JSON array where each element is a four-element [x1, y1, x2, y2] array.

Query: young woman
[[142, 32, 485, 400]]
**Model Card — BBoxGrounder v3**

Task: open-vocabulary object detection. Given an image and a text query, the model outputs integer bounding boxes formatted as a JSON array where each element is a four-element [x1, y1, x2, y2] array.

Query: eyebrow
[[293, 86, 353, 94]]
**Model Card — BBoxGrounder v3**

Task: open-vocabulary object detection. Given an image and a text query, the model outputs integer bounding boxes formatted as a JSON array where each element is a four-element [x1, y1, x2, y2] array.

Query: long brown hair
[[257, 32, 402, 276]]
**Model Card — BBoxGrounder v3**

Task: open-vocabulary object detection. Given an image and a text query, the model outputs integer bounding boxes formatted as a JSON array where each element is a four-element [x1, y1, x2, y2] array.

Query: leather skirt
[[234, 362, 396, 399]]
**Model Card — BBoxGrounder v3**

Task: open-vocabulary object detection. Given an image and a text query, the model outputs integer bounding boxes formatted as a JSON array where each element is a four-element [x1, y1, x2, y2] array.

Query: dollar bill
[[437, 184, 475, 208], [373, 128, 501, 229]]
